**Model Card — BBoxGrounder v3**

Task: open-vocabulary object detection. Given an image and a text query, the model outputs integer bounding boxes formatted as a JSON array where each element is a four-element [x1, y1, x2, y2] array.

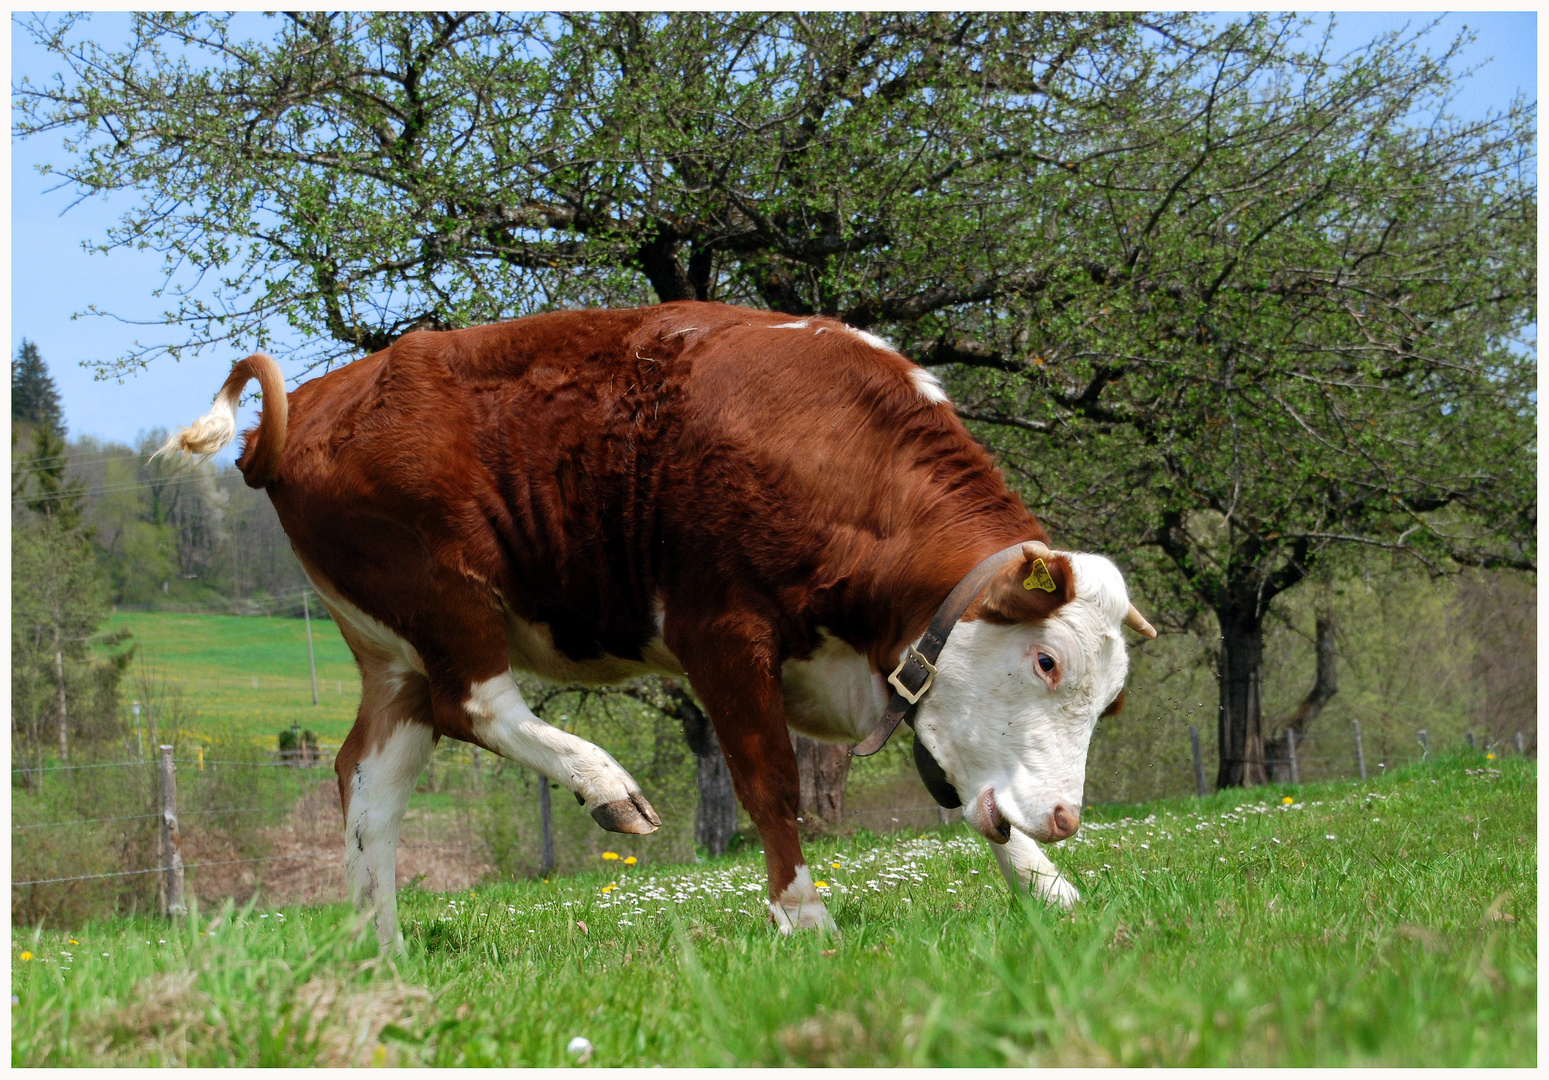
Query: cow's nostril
[[1050, 804, 1080, 840]]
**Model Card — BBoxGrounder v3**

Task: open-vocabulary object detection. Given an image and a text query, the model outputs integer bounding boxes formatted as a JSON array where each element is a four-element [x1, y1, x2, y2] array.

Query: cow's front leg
[[674, 625, 836, 934], [990, 827, 1080, 908], [460, 671, 660, 835]]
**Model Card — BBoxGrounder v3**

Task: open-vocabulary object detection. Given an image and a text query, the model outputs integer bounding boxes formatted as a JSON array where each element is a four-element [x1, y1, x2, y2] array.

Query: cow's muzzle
[[967, 787, 1012, 845]]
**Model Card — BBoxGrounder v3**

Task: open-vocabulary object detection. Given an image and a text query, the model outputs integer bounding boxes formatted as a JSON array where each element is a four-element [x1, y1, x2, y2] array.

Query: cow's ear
[[969, 543, 1075, 625]]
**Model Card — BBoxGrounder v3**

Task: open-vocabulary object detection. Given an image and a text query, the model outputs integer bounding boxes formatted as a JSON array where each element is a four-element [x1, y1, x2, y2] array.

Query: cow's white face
[[912, 551, 1135, 845]]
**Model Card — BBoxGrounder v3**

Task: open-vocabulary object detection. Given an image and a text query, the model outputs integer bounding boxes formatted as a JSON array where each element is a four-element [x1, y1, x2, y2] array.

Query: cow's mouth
[[972, 787, 1012, 845]]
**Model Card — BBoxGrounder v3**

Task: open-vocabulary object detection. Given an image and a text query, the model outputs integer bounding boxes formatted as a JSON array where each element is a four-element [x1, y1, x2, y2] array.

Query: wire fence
[[11, 740, 499, 924], [12, 719, 1535, 925]]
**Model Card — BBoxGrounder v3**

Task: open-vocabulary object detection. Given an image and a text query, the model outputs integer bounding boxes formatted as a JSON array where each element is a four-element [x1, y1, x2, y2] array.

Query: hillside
[[104, 611, 361, 748]]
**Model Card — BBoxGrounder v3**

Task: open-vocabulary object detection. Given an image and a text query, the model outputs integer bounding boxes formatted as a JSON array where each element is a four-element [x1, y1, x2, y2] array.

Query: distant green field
[[103, 611, 363, 749]]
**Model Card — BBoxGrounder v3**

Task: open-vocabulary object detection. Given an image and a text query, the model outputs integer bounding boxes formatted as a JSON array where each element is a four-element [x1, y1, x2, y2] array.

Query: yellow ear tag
[[1023, 558, 1057, 593]]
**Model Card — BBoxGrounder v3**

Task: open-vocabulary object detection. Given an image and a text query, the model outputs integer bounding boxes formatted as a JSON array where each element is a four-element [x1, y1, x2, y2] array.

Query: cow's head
[[912, 544, 1151, 845]]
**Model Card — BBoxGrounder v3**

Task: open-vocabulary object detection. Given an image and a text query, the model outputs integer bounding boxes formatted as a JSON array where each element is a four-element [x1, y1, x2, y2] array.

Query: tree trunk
[[667, 682, 738, 855], [790, 733, 851, 830], [1265, 614, 1338, 782], [52, 610, 68, 763], [1215, 606, 1267, 788]]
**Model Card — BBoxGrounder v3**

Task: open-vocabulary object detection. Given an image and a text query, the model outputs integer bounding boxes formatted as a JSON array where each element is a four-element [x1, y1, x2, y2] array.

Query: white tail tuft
[[156, 385, 240, 464]]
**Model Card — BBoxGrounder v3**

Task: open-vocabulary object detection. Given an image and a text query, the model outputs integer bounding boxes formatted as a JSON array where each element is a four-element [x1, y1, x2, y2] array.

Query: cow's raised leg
[[334, 662, 435, 953], [458, 671, 659, 834], [990, 827, 1080, 908], [672, 621, 835, 933], [311, 560, 658, 842]]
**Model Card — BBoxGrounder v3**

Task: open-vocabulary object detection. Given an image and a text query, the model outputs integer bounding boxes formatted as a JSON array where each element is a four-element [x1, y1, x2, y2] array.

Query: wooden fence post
[[1286, 727, 1300, 785], [1352, 720, 1367, 781], [159, 745, 187, 918], [1516, 731, 1525, 756], [1465, 731, 1476, 751], [538, 773, 556, 876], [1189, 726, 1207, 797], [1418, 730, 1428, 760]]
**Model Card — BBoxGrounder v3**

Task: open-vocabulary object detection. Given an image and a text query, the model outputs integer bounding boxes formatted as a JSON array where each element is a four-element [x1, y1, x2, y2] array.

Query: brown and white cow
[[164, 301, 1153, 949]]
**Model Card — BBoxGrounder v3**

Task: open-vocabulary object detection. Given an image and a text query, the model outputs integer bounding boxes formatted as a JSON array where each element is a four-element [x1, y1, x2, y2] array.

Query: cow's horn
[[1021, 540, 1052, 561], [1124, 604, 1158, 639]]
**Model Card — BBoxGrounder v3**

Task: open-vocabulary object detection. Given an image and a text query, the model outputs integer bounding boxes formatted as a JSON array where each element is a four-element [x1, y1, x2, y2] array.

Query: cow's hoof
[[1033, 873, 1080, 909], [768, 900, 839, 935], [590, 790, 661, 834]]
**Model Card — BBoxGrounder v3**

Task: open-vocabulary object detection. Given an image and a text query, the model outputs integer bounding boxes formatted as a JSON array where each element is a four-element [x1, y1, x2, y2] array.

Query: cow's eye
[[1037, 653, 1056, 673]]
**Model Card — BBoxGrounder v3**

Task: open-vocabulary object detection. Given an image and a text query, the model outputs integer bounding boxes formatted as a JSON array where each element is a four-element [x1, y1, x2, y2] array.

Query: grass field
[[104, 611, 363, 748], [12, 754, 1534, 1066]]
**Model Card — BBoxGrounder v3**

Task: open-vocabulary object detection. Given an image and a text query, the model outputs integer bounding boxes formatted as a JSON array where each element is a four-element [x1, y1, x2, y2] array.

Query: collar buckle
[[887, 644, 938, 706]]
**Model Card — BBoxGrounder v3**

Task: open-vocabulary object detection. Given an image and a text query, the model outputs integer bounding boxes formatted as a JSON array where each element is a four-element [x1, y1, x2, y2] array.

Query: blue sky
[[9, 12, 1538, 461]]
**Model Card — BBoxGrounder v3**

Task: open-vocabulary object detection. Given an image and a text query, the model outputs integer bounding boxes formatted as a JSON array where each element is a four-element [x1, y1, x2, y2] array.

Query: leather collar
[[849, 541, 1038, 807]]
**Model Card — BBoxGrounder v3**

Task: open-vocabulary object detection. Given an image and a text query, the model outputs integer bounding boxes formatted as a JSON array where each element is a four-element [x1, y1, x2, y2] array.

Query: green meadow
[[105, 611, 363, 749], [13, 755, 1535, 1066]]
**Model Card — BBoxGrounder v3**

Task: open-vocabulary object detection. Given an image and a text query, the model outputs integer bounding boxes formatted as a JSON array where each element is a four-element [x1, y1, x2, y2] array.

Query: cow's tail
[[156, 353, 289, 489]]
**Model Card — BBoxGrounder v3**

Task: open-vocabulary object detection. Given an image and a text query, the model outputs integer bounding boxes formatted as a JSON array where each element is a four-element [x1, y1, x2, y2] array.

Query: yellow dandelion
[[602, 851, 620, 861], [372, 1045, 388, 1067], [831, 862, 841, 869], [19, 952, 32, 962], [1282, 796, 1294, 805], [1486, 753, 1495, 760], [814, 881, 829, 888], [623, 855, 638, 866], [600, 883, 617, 893], [68, 939, 78, 945]]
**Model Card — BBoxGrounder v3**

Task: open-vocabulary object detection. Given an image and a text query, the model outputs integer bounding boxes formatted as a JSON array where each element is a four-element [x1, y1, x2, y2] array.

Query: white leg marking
[[346, 721, 435, 952], [989, 827, 1080, 909], [769, 865, 838, 934], [466, 673, 657, 831]]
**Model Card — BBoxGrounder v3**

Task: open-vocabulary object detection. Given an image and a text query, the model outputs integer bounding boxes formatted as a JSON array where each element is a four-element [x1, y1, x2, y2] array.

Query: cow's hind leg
[[990, 827, 1080, 909], [335, 665, 435, 953]]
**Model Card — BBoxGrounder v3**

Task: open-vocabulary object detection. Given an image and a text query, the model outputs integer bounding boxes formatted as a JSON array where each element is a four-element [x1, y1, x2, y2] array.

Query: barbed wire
[[13, 803, 329, 831], [11, 448, 154, 471], [14, 851, 335, 888], [12, 811, 162, 830], [177, 758, 335, 768], [11, 472, 208, 506], [9, 757, 339, 775], [15, 841, 486, 888], [11, 759, 154, 774]]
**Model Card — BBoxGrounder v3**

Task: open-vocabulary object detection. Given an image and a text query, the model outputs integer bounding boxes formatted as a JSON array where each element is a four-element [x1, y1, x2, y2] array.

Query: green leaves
[[13, 13, 1534, 772]]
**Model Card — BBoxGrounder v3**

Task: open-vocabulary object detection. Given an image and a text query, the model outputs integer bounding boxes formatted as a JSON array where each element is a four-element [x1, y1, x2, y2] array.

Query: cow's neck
[[845, 508, 1042, 674]]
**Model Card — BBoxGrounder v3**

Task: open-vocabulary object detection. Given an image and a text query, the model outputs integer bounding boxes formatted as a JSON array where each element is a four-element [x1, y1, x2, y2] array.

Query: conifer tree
[[11, 338, 63, 432]]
